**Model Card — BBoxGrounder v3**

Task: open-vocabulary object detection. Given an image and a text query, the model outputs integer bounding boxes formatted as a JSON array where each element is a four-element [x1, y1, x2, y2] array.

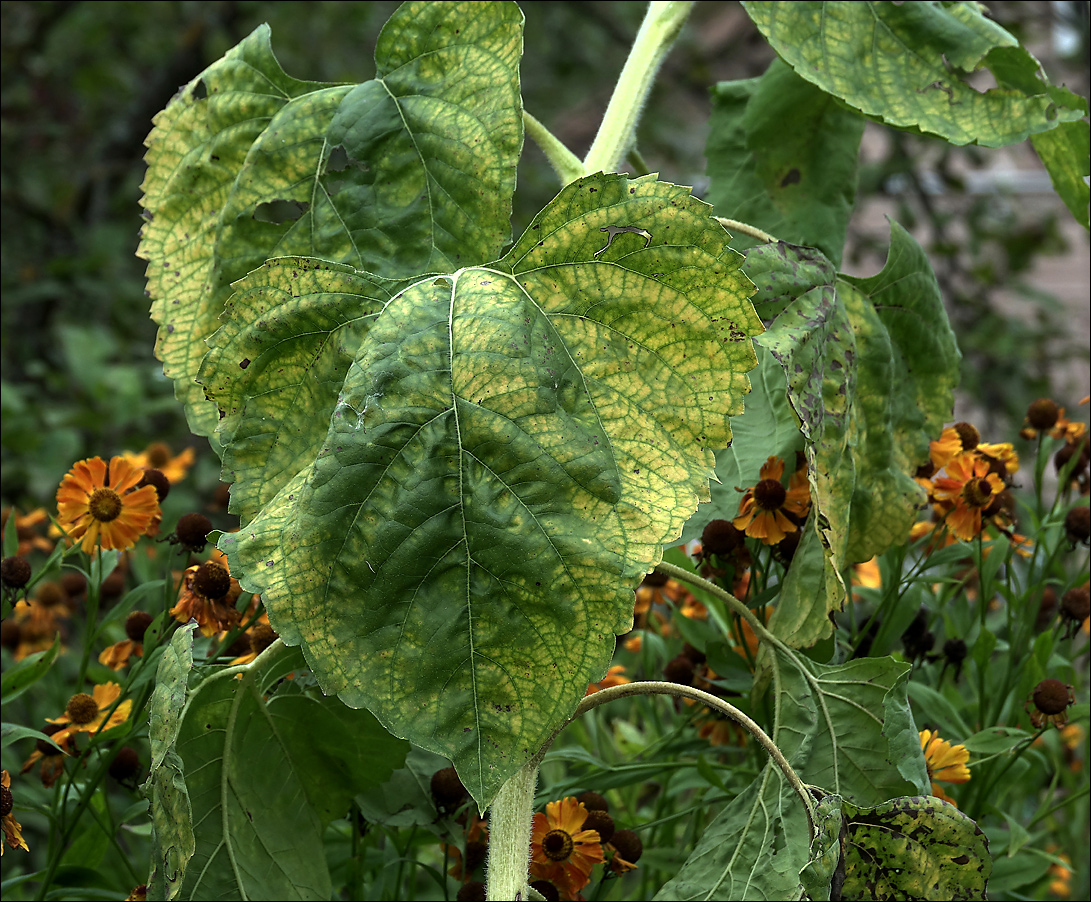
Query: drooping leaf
[[140, 2, 524, 439], [840, 796, 991, 900], [165, 644, 408, 900], [742, 1, 1085, 148], [222, 173, 762, 808], [754, 226, 959, 647], [1031, 120, 1091, 231], [799, 794, 846, 902], [706, 58, 865, 267]]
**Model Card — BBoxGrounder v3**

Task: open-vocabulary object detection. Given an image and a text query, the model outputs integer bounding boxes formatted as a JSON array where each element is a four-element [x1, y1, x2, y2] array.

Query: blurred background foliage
[[2, 0, 1088, 512]]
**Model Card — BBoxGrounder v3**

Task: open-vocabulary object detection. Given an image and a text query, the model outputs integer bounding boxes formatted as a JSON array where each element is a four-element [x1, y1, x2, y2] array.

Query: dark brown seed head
[[193, 561, 231, 600], [0, 783, 12, 818], [1061, 585, 1090, 625], [109, 746, 142, 781], [663, 654, 695, 686], [175, 513, 212, 551], [137, 468, 171, 502], [35, 722, 66, 756], [610, 828, 643, 863], [1, 555, 32, 589], [583, 808, 615, 844], [576, 790, 609, 812], [1033, 679, 1072, 716], [125, 611, 154, 642], [455, 881, 486, 902], [1026, 398, 1060, 430], [753, 478, 787, 511], [65, 692, 99, 725], [430, 766, 468, 812], [701, 519, 745, 557], [953, 421, 980, 451], [1064, 506, 1090, 546]]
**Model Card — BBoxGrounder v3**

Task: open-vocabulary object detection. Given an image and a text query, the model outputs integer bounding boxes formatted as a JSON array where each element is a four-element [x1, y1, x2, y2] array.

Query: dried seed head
[[125, 611, 154, 642], [175, 512, 212, 551], [1026, 398, 1060, 430], [584, 808, 615, 844], [1032, 679, 1072, 716], [65, 692, 99, 725], [610, 828, 643, 863], [1, 555, 32, 589], [576, 790, 609, 813], [137, 468, 171, 502], [109, 746, 142, 781], [701, 519, 745, 557], [1063, 506, 1089, 546], [953, 422, 980, 451], [193, 561, 231, 600]]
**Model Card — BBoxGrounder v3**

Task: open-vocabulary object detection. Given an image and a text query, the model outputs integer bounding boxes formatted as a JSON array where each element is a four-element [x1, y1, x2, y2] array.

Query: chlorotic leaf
[[840, 796, 991, 900], [222, 173, 762, 808], [742, 1, 1085, 147], [198, 259, 406, 525], [140, 2, 524, 439], [706, 58, 865, 267], [1031, 120, 1091, 231]]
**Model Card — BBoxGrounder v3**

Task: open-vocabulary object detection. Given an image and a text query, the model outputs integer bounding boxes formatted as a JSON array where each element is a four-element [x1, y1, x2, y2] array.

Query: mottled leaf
[[840, 796, 991, 900], [1031, 120, 1091, 231], [140, 2, 524, 438], [222, 173, 762, 808], [199, 259, 405, 524], [742, 1, 1085, 147], [706, 58, 865, 267]]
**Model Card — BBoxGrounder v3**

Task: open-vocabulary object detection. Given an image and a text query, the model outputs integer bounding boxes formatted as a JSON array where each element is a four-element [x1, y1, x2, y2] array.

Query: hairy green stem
[[523, 110, 584, 185], [583, 1, 694, 174], [714, 216, 781, 245], [485, 756, 541, 901]]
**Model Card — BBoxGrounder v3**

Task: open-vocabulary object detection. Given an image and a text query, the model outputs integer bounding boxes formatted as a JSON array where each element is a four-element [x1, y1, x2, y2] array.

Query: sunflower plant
[[2, 1, 1088, 900]]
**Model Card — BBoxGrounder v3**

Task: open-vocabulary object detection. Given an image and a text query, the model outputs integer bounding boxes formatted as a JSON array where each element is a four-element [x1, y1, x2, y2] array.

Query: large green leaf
[[706, 58, 865, 267], [655, 651, 925, 900], [753, 226, 959, 647], [222, 173, 762, 808], [199, 259, 405, 524], [140, 2, 524, 438], [742, 1, 1086, 148], [161, 644, 408, 900]]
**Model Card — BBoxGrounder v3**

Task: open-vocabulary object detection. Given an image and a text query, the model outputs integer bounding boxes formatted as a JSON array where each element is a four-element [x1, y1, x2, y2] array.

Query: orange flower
[[48, 682, 132, 737], [121, 442, 196, 484], [56, 457, 160, 554], [585, 665, 630, 696], [732, 456, 810, 546], [920, 729, 970, 806], [170, 552, 244, 637], [931, 454, 1006, 542], [2, 770, 29, 856], [529, 797, 604, 899]]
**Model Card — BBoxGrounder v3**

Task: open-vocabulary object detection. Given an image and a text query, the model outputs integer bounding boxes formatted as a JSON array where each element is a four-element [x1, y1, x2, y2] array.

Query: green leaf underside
[[170, 647, 408, 900], [706, 58, 865, 268], [751, 226, 958, 648], [742, 1, 1085, 148], [140, 2, 523, 438], [840, 796, 991, 900], [221, 173, 762, 808], [656, 653, 924, 900]]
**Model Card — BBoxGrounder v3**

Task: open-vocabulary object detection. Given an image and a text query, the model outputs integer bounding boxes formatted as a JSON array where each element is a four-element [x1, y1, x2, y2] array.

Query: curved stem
[[714, 216, 780, 245], [575, 680, 817, 839], [583, 1, 694, 174], [523, 110, 583, 186]]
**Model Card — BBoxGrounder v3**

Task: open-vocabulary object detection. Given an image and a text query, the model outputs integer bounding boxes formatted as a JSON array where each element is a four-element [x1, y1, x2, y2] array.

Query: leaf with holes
[[221, 173, 762, 808], [140, 2, 523, 438]]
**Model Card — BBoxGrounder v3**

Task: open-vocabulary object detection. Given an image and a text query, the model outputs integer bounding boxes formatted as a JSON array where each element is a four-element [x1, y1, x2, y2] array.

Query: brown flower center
[[961, 477, 993, 508], [542, 829, 574, 861], [193, 561, 231, 600], [953, 421, 980, 451], [146, 442, 172, 468], [88, 488, 123, 523], [65, 692, 99, 725], [752, 478, 787, 512]]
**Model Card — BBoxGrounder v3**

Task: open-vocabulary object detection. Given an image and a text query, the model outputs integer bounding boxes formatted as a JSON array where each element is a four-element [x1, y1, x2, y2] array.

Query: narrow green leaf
[[742, 1, 1085, 147], [145, 623, 197, 901], [706, 59, 865, 267], [840, 796, 991, 900], [0, 633, 60, 703], [223, 173, 762, 808]]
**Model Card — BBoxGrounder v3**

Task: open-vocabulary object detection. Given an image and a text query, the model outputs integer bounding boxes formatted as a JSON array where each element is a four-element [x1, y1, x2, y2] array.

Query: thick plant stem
[[485, 757, 540, 901], [583, 1, 694, 174], [524, 111, 584, 185]]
